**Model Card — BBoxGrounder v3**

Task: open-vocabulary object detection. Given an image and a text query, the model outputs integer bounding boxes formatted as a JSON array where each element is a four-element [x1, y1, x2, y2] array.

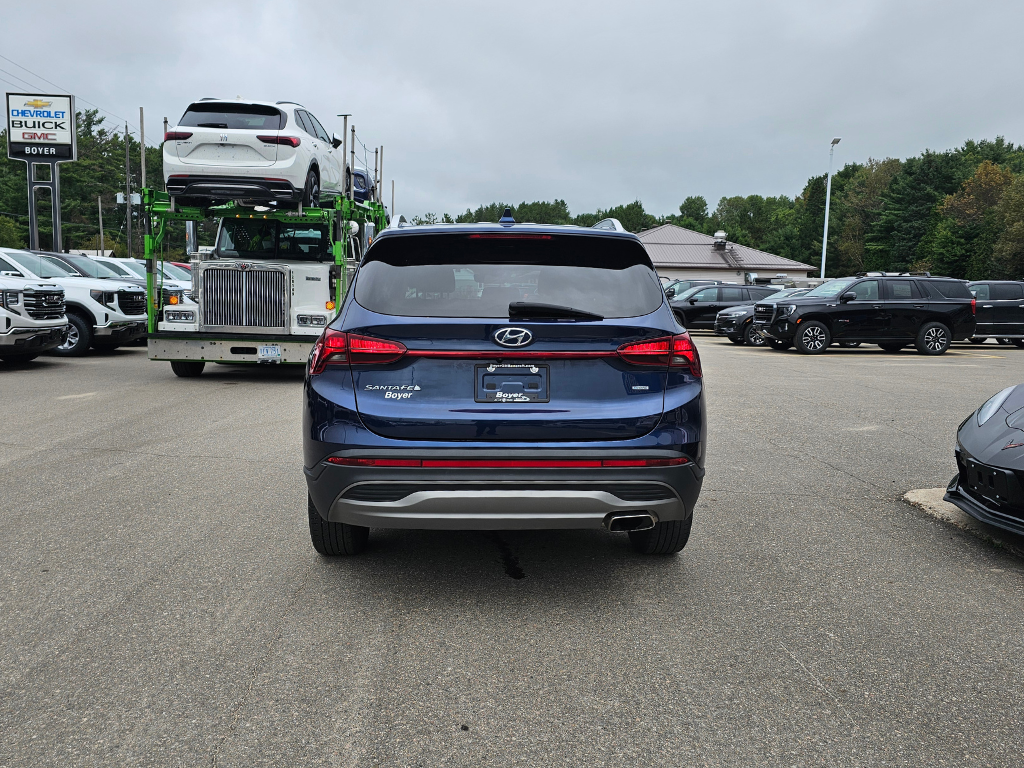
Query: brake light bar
[[164, 131, 193, 141], [257, 135, 301, 147], [309, 330, 409, 374], [326, 457, 690, 468], [467, 234, 552, 240]]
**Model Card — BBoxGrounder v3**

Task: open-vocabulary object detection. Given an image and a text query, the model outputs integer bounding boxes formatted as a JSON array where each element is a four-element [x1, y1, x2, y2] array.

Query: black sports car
[[945, 384, 1024, 536]]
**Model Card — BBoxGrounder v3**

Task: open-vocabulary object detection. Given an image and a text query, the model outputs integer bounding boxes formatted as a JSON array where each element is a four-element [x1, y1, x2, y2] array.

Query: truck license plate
[[258, 345, 282, 361]]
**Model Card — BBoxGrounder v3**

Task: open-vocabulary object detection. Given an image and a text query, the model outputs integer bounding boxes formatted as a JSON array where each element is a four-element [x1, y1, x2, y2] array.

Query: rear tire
[[728, 335, 745, 345], [767, 339, 792, 350], [308, 495, 369, 555], [52, 312, 92, 357], [878, 342, 906, 352], [170, 360, 205, 377], [744, 323, 766, 347], [629, 515, 692, 555], [969, 337, 987, 344], [795, 321, 831, 354], [916, 322, 951, 355], [302, 168, 321, 208]]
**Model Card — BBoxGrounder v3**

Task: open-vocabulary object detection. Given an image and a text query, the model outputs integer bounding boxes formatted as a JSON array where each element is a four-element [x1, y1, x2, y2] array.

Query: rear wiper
[[197, 123, 228, 128], [508, 302, 604, 321]]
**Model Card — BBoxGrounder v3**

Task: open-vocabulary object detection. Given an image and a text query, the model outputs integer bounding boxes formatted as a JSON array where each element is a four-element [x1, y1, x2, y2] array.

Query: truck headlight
[[778, 304, 797, 317], [0, 290, 19, 308], [90, 289, 116, 307], [165, 310, 195, 322]]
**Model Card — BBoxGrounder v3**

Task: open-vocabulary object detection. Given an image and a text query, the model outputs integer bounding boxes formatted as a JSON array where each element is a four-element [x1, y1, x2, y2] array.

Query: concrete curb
[[904, 488, 1024, 558]]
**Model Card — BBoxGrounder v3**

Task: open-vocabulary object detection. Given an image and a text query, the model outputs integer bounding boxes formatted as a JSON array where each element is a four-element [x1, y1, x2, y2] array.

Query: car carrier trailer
[[140, 189, 388, 377]]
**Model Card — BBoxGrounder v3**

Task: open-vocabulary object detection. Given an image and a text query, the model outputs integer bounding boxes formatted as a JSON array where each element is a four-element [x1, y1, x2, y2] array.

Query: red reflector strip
[[326, 457, 689, 468], [407, 350, 615, 359]]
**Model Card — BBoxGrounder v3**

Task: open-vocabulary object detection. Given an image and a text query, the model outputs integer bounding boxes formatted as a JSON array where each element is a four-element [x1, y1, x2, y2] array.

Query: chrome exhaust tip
[[604, 513, 657, 532]]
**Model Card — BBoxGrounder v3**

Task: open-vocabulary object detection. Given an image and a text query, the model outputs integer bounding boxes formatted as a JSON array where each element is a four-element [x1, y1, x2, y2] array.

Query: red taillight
[[348, 334, 407, 365], [309, 332, 408, 373], [971, 298, 976, 315], [256, 135, 301, 147], [164, 131, 192, 141], [615, 332, 701, 376], [326, 457, 689, 468], [309, 329, 348, 374]]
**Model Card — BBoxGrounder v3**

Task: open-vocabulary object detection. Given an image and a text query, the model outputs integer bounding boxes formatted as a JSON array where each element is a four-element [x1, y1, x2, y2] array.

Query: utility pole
[[125, 123, 132, 260], [139, 107, 146, 189], [373, 148, 378, 202], [379, 146, 384, 204], [337, 114, 350, 197], [98, 196, 104, 257], [820, 137, 841, 280], [349, 125, 356, 202]]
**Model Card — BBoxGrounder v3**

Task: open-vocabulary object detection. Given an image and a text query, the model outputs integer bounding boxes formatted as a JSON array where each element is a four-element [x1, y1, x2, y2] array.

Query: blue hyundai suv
[[303, 218, 706, 555]]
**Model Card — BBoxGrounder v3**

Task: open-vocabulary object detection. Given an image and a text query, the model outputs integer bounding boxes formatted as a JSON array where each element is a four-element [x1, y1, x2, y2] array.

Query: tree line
[[418, 138, 1024, 279], [1, 112, 1022, 279]]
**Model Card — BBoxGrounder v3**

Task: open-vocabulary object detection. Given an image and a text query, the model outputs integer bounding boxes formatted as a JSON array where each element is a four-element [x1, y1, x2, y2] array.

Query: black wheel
[[727, 335, 745, 345], [302, 168, 321, 208], [0, 352, 40, 363], [52, 312, 92, 357], [838, 341, 861, 348], [969, 337, 987, 344], [795, 321, 831, 354], [629, 515, 692, 555], [916, 322, 951, 355], [878, 343, 905, 352], [744, 323, 767, 347], [1012, 339, 1024, 349], [767, 339, 792, 350], [308, 494, 368, 555], [170, 360, 206, 377]]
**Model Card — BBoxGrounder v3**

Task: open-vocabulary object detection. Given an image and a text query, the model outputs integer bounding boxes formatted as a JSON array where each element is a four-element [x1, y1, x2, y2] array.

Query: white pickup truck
[[0, 252, 68, 362]]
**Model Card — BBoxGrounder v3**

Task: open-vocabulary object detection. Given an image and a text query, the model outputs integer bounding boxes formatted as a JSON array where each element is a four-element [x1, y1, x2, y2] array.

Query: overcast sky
[[3, 0, 1022, 220]]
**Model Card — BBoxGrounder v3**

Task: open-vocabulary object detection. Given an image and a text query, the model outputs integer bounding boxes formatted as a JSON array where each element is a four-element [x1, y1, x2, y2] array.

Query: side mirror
[[840, 292, 856, 303], [688, 298, 698, 305], [665, 288, 676, 298], [332, 133, 343, 149]]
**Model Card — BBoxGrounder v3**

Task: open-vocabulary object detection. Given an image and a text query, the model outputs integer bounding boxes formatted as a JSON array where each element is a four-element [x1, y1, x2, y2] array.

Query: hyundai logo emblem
[[493, 327, 533, 347]]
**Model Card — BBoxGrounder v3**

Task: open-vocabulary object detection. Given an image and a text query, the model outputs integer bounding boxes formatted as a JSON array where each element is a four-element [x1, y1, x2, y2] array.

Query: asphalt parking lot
[[2, 339, 1024, 767]]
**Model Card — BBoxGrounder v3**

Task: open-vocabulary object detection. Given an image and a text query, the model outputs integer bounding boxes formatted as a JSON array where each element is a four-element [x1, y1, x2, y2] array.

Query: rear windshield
[[923, 280, 972, 299], [216, 220, 330, 262], [178, 103, 284, 130], [354, 233, 664, 318]]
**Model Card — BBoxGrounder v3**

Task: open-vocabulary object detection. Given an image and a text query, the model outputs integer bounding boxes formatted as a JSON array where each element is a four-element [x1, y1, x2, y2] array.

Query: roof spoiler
[[592, 218, 626, 232]]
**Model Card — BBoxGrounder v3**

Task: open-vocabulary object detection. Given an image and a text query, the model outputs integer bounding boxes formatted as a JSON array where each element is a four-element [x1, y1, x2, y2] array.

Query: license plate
[[258, 345, 282, 360], [475, 363, 550, 403]]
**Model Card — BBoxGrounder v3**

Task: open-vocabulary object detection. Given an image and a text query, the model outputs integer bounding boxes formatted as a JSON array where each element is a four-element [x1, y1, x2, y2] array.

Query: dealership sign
[[6, 93, 77, 161]]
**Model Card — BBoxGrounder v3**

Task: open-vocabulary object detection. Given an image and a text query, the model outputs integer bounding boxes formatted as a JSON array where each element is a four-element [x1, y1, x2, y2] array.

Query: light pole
[[820, 137, 841, 279]]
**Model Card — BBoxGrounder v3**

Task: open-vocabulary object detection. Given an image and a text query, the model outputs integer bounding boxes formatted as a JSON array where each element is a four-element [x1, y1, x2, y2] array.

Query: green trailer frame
[[141, 188, 388, 334]]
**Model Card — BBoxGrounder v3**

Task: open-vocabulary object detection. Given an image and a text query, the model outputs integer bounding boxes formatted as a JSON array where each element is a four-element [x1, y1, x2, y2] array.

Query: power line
[[0, 53, 141, 138]]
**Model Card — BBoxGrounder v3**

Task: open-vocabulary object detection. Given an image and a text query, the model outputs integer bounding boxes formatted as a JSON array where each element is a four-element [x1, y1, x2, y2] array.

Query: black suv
[[671, 284, 781, 329], [968, 281, 1024, 347], [753, 274, 975, 355]]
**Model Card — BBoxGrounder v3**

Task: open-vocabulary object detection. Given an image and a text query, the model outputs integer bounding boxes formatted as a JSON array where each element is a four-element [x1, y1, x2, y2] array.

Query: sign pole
[[125, 123, 132, 260], [98, 196, 104, 257]]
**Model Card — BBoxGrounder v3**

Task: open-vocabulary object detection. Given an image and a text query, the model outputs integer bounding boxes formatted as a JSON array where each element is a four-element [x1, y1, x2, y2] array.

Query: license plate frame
[[258, 344, 282, 361], [475, 363, 550, 403]]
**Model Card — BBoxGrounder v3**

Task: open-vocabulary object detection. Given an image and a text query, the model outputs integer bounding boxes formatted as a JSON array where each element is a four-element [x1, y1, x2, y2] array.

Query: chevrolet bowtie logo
[[24, 99, 52, 109]]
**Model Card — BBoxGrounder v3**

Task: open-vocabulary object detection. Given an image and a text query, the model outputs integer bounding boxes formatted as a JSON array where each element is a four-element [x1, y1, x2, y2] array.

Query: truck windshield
[[4, 251, 78, 279], [216, 220, 330, 262]]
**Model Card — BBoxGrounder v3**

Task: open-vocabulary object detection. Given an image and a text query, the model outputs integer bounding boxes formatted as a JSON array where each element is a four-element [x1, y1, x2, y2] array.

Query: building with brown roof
[[638, 224, 814, 283]]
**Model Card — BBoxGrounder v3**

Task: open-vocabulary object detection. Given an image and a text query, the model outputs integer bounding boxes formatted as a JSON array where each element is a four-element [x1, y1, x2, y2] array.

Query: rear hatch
[[338, 230, 681, 442], [171, 102, 283, 167]]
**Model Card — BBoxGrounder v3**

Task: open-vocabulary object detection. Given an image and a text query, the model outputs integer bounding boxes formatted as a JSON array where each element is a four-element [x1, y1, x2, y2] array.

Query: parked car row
[[0, 248, 192, 360], [696, 273, 1024, 357]]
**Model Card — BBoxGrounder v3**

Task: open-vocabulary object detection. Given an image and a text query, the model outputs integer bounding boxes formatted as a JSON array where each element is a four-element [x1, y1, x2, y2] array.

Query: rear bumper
[[305, 451, 703, 530], [0, 324, 67, 351], [165, 174, 299, 202]]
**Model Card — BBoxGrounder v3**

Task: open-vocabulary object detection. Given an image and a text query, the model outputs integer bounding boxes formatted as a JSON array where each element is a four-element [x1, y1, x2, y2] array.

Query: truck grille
[[754, 305, 774, 323], [22, 289, 65, 319], [200, 267, 287, 330], [117, 290, 147, 316]]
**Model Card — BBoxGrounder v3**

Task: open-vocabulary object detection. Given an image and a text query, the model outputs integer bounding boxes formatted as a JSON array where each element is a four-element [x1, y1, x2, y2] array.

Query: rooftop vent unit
[[713, 230, 727, 251]]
